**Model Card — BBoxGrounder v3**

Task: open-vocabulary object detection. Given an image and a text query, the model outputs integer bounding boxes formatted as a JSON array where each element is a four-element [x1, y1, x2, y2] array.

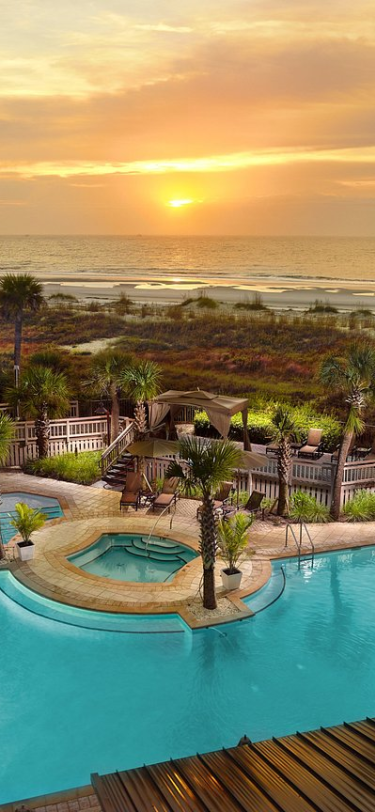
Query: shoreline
[[39, 273, 375, 311]]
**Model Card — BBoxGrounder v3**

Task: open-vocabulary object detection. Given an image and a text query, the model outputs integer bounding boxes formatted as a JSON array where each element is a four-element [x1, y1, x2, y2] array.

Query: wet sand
[[40, 273, 375, 311]]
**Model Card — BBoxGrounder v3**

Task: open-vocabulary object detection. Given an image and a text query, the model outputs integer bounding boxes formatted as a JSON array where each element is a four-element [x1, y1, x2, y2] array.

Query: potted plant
[[217, 512, 254, 590], [10, 502, 46, 561]]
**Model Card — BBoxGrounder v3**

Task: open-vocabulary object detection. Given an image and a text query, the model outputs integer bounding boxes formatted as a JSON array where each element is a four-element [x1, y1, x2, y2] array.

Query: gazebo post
[[242, 407, 251, 451]]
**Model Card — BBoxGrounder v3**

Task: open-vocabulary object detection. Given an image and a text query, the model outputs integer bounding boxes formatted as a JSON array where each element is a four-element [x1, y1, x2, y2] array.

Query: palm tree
[[89, 350, 131, 442], [320, 346, 375, 521], [0, 412, 15, 465], [0, 274, 44, 387], [120, 360, 162, 438], [270, 406, 300, 517], [166, 436, 242, 610], [7, 366, 70, 458]]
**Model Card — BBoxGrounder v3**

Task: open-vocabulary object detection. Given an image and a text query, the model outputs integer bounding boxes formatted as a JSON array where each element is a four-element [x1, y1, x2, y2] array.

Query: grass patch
[[23, 451, 102, 485]]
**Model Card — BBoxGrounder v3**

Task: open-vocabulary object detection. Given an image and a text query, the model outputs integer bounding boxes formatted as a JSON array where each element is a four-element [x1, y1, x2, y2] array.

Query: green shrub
[[196, 295, 218, 309], [194, 404, 341, 451], [23, 451, 101, 485], [343, 490, 375, 521], [289, 491, 330, 523]]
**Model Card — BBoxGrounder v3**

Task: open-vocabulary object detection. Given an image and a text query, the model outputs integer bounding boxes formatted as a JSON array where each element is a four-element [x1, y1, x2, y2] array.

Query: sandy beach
[[40, 273, 375, 311]]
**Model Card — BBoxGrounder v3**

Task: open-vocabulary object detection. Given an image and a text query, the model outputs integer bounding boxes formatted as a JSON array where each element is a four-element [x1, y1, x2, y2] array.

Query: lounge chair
[[120, 472, 142, 511], [196, 481, 233, 519], [152, 477, 179, 512], [244, 490, 266, 520], [297, 429, 323, 459]]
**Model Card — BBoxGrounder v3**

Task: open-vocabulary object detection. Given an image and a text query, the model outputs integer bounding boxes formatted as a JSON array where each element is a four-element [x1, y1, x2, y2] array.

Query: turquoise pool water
[[68, 533, 197, 582], [0, 492, 63, 544], [1, 546, 375, 803]]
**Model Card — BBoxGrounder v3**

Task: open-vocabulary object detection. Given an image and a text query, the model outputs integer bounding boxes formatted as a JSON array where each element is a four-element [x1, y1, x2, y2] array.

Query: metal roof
[[92, 718, 375, 811]]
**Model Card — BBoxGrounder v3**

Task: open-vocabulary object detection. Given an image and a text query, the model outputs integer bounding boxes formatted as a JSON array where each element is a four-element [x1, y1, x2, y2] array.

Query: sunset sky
[[1, 0, 375, 235]]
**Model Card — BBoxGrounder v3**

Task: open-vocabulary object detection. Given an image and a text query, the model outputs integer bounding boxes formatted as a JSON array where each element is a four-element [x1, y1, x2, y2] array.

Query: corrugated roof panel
[[173, 753, 251, 811], [92, 718, 375, 812], [276, 736, 375, 812], [253, 739, 355, 812], [227, 743, 316, 812]]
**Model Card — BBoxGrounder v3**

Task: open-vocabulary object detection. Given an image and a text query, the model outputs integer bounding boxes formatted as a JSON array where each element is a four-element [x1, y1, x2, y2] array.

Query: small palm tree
[[120, 360, 162, 438], [7, 366, 70, 458], [0, 274, 44, 387], [320, 345, 375, 520], [89, 350, 131, 441], [270, 406, 300, 517], [10, 502, 46, 542], [0, 412, 15, 465], [166, 436, 242, 610], [217, 513, 254, 574]]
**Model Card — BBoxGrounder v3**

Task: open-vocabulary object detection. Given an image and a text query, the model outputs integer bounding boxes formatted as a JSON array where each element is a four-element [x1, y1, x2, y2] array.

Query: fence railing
[[5, 415, 130, 468]]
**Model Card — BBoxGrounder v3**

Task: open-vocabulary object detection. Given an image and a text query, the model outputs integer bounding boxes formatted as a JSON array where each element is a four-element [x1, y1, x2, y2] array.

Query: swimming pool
[[0, 491, 63, 544], [68, 533, 198, 582], [1, 545, 375, 803]]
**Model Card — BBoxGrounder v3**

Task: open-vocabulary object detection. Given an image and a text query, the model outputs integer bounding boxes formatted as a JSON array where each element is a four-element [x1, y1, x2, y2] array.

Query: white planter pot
[[221, 568, 242, 591], [16, 541, 35, 561]]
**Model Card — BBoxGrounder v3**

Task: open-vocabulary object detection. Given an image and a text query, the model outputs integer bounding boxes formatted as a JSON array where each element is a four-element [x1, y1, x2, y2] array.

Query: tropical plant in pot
[[10, 502, 46, 561], [217, 512, 254, 590]]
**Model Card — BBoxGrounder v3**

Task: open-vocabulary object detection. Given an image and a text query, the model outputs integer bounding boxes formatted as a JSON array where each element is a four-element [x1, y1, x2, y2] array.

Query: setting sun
[[167, 199, 194, 208]]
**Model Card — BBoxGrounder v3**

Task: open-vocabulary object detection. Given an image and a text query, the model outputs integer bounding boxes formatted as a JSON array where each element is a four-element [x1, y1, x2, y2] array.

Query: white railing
[[5, 415, 129, 468], [101, 422, 136, 476]]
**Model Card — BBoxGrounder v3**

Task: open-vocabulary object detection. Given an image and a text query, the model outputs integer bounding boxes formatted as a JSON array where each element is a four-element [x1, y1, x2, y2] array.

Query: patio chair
[[120, 472, 143, 511], [152, 477, 180, 512], [244, 490, 266, 520], [297, 429, 323, 459], [196, 481, 234, 520]]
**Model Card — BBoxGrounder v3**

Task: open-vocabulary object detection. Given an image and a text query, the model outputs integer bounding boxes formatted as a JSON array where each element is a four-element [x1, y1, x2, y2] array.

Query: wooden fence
[[5, 416, 131, 468]]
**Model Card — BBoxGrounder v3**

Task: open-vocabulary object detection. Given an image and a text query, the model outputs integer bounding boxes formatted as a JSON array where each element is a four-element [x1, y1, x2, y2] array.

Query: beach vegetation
[[195, 294, 218, 309], [23, 450, 101, 485], [235, 293, 267, 311], [319, 345, 375, 520], [166, 436, 243, 610], [308, 300, 339, 314]]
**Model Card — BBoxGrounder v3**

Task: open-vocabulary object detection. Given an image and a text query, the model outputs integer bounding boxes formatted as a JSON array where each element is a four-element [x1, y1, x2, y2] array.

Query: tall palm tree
[[89, 350, 131, 442], [320, 346, 375, 520], [7, 366, 70, 458], [0, 412, 15, 465], [0, 274, 44, 387], [120, 360, 162, 438], [166, 436, 242, 610], [270, 406, 300, 517]]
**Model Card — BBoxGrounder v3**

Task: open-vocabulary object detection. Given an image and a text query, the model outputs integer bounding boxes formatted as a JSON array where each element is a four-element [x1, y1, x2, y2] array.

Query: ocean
[[1, 235, 375, 284]]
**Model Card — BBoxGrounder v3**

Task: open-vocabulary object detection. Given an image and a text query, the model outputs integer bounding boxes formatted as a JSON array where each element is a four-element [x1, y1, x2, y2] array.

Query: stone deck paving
[[2, 471, 375, 630]]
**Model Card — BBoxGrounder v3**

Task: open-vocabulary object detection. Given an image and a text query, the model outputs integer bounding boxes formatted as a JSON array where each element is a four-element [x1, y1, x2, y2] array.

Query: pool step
[[244, 567, 285, 614]]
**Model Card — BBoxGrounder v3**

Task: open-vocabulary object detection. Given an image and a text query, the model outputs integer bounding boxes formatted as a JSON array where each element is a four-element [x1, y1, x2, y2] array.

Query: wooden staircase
[[101, 422, 136, 487]]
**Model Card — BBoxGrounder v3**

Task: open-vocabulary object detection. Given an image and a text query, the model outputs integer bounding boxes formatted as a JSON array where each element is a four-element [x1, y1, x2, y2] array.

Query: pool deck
[[2, 470, 375, 629]]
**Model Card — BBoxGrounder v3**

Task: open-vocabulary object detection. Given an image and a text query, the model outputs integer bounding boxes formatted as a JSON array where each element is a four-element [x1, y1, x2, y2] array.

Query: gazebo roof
[[154, 389, 248, 417]]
